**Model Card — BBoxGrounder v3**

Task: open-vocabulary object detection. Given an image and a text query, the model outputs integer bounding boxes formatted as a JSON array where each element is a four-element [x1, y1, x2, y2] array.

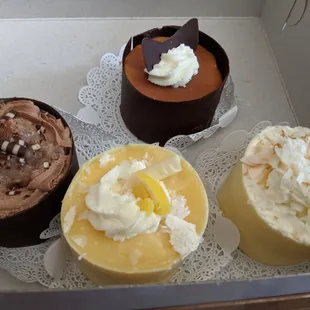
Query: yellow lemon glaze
[[217, 161, 310, 266], [61, 144, 208, 284]]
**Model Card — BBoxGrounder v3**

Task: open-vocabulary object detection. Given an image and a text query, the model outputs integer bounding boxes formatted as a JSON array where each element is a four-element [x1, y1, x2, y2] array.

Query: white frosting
[[85, 160, 161, 241], [77, 154, 203, 258], [241, 126, 310, 245], [145, 44, 199, 88], [171, 196, 190, 219]]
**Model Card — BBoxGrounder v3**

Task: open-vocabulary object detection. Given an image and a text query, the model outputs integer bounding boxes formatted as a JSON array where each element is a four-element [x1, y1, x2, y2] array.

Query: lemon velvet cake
[[61, 144, 208, 284]]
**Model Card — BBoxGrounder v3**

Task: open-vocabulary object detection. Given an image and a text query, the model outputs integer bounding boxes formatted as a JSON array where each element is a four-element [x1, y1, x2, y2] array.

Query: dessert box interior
[[1, 0, 310, 308]]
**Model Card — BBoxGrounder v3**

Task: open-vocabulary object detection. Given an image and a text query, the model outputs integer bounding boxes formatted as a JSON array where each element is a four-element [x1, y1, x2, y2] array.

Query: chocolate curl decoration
[[0, 139, 29, 158], [142, 18, 199, 72]]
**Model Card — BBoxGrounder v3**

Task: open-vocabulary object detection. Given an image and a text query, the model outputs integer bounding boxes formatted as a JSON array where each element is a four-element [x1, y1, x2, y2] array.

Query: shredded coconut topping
[[241, 126, 310, 244], [166, 214, 203, 258]]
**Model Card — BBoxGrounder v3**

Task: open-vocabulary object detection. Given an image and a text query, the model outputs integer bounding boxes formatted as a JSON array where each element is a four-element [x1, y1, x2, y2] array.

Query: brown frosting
[[124, 37, 223, 102], [0, 100, 73, 218]]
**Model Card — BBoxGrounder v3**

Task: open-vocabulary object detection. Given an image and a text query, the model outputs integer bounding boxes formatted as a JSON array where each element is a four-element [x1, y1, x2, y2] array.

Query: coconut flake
[[171, 196, 190, 219], [129, 249, 142, 266], [99, 153, 114, 167], [63, 206, 76, 234], [243, 126, 310, 244], [71, 235, 87, 249], [78, 210, 89, 221], [78, 253, 87, 260], [166, 214, 202, 258]]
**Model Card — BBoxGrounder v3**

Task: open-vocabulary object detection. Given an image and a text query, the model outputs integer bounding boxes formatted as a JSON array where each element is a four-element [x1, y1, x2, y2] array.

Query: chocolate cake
[[120, 18, 230, 145], [0, 98, 79, 247]]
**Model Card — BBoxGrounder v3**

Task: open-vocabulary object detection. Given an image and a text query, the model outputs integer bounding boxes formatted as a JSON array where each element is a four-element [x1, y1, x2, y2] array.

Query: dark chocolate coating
[[120, 24, 230, 146], [0, 97, 79, 247]]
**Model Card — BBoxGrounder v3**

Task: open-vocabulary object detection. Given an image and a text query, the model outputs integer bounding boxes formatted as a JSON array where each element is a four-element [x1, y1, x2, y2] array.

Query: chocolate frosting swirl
[[0, 100, 73, 218]]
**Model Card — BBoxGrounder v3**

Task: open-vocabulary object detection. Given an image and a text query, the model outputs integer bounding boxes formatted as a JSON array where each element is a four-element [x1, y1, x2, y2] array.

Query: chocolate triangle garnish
[[142, 18, 199, 72]]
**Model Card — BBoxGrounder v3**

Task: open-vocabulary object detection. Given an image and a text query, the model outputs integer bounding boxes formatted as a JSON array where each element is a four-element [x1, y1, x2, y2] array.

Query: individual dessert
[[61, 144, 208, 285], [120, 18, 230, 145], [0, 98, 78, 247], [217, 126, 310, 266]]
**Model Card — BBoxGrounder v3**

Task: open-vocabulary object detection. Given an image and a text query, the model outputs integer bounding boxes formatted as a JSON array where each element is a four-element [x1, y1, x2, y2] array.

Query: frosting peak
[[85, 160, 161, 241], [145, 44, 199, 88]]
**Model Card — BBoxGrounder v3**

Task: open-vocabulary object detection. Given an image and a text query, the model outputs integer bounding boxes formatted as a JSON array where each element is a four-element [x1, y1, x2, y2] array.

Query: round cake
[[217, 126, 310, 265], [120, 18, 229, 145], [0, 98, 79, 247], [61, 144, 208, 285]]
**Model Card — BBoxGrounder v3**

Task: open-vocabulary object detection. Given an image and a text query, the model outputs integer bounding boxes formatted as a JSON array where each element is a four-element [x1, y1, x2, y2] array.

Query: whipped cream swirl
[[241, 126, 310, 244], [145, 44, 199, 88], [84, 160, 161, 241]]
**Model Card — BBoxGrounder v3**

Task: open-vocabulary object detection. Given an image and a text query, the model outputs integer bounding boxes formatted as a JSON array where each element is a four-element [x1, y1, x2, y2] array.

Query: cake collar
[[142, 18, 199, 72]]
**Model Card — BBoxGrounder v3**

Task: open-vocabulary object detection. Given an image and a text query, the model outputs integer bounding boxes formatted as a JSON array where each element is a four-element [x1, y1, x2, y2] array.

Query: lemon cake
[[61, 144, 208, 284]]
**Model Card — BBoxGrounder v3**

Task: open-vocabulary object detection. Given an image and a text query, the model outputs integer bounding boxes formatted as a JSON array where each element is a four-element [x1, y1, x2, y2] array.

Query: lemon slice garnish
[[137, 198, 155, 215], [135, 172, 171, 215], [142, 154, 182, 180], [132, 183, 149, 199]]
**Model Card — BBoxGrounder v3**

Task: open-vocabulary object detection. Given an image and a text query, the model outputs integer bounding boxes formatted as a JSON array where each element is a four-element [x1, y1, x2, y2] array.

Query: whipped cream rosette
[[145, 44, 199, 88]]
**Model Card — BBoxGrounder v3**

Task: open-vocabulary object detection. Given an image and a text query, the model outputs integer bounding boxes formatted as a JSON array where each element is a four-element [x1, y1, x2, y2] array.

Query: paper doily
[[1, 120, 310, 287], [77, 44, 238, 151], [0, 111, 114, 287], [0, 112, 240, 288]]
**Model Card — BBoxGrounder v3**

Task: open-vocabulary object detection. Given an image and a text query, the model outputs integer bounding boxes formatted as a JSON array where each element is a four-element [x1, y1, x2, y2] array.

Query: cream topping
[[166, 214, 203, 258], [85, 160, 161, 241], [241, 126, 310, 244], [145, 44, 199, 88], [76, 154, 203, 258]]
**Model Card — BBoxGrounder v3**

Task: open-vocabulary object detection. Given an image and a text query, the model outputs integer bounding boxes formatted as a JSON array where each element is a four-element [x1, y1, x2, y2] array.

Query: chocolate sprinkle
[[142, 18, 199, 71]]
